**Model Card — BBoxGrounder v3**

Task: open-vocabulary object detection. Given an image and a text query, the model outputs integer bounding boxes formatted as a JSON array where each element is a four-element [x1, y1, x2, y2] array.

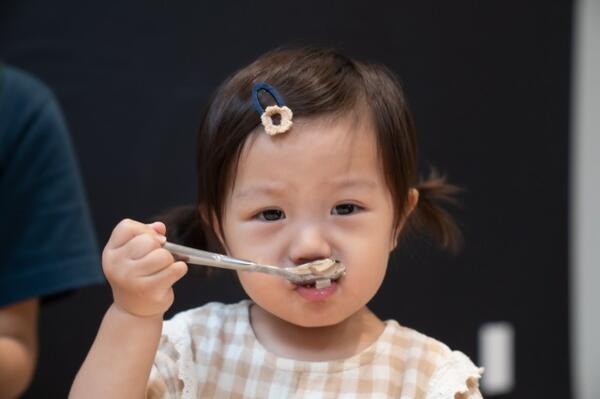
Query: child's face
[[220, 112, 412, 327]]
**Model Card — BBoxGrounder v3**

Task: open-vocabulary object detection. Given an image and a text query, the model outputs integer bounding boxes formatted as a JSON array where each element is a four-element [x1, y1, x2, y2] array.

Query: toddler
[[71, 47, 483, 398]]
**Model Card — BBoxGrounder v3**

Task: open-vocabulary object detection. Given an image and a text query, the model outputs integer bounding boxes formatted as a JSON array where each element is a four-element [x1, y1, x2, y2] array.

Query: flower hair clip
[[251, 82, 293, 135]]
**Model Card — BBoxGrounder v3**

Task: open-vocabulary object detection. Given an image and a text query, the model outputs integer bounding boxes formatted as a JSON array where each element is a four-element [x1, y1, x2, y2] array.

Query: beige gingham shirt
[[147, 301, 483, 399]]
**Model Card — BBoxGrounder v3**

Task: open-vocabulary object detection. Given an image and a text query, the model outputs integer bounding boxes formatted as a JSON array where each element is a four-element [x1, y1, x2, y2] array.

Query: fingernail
[[158, 235, 167, 244]]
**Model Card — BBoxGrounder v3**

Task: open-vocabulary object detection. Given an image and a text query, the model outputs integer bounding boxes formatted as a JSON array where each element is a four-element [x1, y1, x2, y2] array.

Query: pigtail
[[409, 168, 463, 254]]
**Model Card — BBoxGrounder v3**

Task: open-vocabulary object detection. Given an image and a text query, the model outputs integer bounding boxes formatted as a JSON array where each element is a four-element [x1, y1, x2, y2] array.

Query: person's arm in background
[[0, 64, 104, 397], [0, 299, 38, 399]]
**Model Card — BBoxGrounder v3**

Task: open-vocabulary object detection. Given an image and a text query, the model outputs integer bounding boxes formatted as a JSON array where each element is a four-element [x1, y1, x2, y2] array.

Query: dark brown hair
[[164, 47, 461, 254]]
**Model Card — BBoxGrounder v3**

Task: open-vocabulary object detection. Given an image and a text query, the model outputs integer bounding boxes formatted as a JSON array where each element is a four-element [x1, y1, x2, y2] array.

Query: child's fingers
[[148, 221, 166, 236], [117, 232, 166, 260], [107, 219, 157, 250], [134, 248, 176, 276], [144, 261, 188, 290]]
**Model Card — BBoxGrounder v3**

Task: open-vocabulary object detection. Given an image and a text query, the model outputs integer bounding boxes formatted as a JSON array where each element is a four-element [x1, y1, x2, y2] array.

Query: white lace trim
[[162, 312, 197, 399], [426, 350, 484, 399]]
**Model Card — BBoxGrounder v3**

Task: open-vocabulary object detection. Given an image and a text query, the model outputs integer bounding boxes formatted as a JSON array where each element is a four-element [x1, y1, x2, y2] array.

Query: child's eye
[[257, 209, 286, 221], [331, 203, 362, 216]]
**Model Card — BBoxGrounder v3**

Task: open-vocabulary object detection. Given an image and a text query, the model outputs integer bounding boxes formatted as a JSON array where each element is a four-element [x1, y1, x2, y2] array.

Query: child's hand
[[102, 219, 188, 318]]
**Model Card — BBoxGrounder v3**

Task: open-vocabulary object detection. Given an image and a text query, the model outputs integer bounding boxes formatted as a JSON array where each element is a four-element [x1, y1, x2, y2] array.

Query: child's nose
[[288, 224, 332, 266]]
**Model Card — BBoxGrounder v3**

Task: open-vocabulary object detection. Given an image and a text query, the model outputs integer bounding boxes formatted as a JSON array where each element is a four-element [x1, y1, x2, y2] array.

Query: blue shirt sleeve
[[0, 64, 104, 306]]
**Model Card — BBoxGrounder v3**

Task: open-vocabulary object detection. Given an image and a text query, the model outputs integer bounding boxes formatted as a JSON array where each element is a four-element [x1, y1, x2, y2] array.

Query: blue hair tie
[[251, 82, 294, 135], [252, 83, 286, 114]]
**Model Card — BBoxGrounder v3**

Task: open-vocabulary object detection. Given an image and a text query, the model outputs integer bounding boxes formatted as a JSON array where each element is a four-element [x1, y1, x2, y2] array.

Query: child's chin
[[278, 310, 349, 328], [294, 319, 343, 328]]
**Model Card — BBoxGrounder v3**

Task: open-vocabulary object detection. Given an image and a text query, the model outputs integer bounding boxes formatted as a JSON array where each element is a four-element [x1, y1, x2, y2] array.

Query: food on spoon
[[288, 258, 345, 287], [291, 258, 337, 275]]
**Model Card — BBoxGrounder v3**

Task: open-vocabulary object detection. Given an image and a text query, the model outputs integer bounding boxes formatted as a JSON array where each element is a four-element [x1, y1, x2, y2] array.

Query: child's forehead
[[242, 118, 375, 166], [244, 110, 376, 153], [231, 113, 385, 194]]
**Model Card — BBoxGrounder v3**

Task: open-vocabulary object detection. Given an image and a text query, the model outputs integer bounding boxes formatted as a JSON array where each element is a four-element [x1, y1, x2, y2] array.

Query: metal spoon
[[163, 241, 345, 285]]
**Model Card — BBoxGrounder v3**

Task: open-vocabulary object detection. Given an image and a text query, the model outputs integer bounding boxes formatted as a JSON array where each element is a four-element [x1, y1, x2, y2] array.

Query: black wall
[[0, 2, 572, 398]]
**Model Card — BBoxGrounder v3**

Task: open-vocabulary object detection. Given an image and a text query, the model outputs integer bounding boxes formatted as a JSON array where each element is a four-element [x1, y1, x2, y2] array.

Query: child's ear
[[390, 188, 419, 250], [406, 188, 419, 215]]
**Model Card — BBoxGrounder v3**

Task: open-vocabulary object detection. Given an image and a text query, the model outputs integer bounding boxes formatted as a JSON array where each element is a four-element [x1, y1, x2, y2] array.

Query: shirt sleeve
[[0, 65, 104, 306], [425, 350, 484, 399]]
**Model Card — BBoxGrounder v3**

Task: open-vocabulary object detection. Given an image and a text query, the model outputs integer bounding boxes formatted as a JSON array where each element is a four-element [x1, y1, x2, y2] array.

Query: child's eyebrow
[[233, 178, 376, 199], [331, 177, 377, 190], [233, 183, 286, 199]]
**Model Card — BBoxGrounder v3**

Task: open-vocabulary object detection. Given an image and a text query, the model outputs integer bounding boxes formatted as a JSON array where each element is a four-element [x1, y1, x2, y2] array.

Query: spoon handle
[[162, 241, 289, 277]]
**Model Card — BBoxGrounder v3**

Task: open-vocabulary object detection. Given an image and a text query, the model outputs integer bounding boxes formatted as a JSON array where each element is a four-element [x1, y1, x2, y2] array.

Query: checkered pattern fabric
[[147, 301, 483, 398]]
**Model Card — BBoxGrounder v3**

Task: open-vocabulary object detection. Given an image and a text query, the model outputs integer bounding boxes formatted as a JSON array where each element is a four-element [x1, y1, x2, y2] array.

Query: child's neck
[[249, 303, 385, 362]]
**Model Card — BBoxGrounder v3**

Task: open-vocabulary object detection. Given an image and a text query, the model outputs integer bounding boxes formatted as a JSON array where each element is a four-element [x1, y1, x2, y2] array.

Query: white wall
[[571, 1, 600, 398]]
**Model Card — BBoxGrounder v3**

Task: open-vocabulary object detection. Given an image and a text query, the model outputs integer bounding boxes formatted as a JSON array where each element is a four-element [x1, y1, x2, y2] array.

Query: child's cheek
[[223, 219, 283, 264], [236, 271, 291, 312]]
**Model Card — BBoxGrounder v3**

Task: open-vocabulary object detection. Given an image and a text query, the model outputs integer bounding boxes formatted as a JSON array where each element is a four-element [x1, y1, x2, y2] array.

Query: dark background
[[0, 1, 572, 398]]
